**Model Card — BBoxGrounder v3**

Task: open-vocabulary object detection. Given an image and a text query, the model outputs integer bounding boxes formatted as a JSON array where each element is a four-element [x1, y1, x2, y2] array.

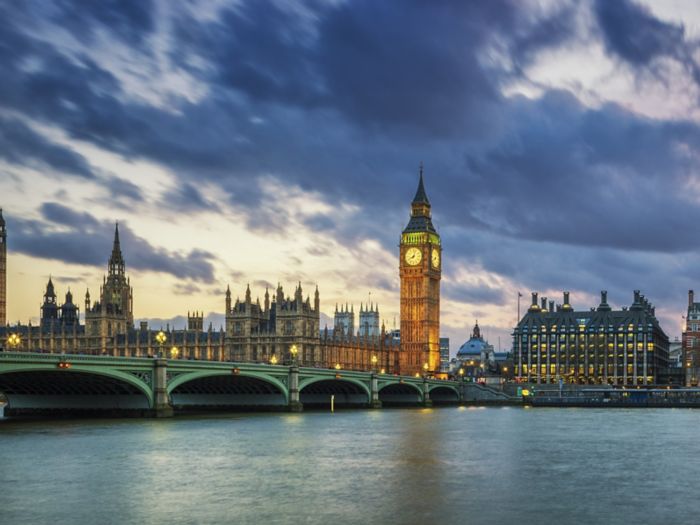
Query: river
[[1, 407, 699, 524]]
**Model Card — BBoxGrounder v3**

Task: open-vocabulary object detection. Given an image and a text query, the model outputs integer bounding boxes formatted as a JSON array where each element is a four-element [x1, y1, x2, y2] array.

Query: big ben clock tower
[[400, 165, 441, 376]]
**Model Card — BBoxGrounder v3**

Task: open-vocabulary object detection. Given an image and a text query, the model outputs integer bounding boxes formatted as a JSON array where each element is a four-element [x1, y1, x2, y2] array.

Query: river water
[[1, 407, 699, 525]]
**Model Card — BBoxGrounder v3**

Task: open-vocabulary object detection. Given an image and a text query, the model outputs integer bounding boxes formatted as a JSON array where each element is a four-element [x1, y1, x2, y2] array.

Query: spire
[[109, 222, 125, 274], [46, 275, 55, 297], [412, 163, 430, 205]]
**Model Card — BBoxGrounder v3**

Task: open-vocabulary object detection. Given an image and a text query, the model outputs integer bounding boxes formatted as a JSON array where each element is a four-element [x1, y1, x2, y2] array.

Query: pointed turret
[[412, 162, 430, 206], [108, 222, 125, 276], [45, 276, 56, 300], [404, 164, 436, 233]]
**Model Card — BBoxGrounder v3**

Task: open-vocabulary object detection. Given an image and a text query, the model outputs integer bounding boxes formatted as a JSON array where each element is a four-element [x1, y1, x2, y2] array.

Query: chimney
[[549, 301, 554, 312], [541, 297, 547, 310], [601, 290, 607, 304], [563, 291, 570, 305], [531, 292, 538, 307], [690, 290, 695, 308], [634, 290, 641, 304]]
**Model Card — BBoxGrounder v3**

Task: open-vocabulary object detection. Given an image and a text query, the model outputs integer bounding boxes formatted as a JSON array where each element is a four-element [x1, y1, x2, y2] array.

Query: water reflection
[[2, 408, 700, 524]]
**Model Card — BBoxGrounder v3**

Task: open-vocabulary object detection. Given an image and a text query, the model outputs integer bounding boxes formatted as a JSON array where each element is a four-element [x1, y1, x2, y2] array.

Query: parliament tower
[[399, 166, 441, 375]]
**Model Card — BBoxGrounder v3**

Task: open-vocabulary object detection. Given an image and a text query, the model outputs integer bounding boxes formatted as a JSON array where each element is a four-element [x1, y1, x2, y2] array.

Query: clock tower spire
[[399, 165, 441, 376]]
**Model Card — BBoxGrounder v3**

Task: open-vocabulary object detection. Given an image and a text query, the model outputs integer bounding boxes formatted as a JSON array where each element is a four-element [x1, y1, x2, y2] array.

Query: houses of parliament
[[0, 171, 442, 376]]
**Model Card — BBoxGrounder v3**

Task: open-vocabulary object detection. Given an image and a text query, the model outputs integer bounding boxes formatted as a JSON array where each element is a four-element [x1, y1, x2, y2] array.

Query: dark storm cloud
[[52, 0, 155, 47], [456, 91, 700, 252], [0, 115, 95, 179], [102, 176, 144, 204], [443, 282, 507, 307], [161, 182, 216, 212], [3, 0, 700, 334], [10, 203, 218, 282], [593, 0, 700, 81]]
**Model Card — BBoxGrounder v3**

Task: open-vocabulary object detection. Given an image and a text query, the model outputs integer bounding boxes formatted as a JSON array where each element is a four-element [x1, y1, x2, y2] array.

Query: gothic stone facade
[[399, 168, 441, 375], [2, 169, 440, 376]]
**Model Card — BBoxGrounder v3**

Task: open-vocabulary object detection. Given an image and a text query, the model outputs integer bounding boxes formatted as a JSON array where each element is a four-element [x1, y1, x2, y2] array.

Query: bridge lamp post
[[155, 331, 167, 358], [334, 363, 341, 370], [371, 354, 378, 373], [290, 344, 298, 365], [170, 346, 179, 359], [7, 333, 21, 350], [270, 354, 278, 365], [423, 362, 429, 379]]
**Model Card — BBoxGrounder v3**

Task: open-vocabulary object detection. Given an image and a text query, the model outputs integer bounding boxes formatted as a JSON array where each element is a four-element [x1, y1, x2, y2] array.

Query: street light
[[290, 344, 298, 364], [170, 346, 179, 359], [7, 333, 21, 350], [371, 354, 378, 372], [334, 363, 341, 370], [423, 362, 429, 379], [270, 355, 278, 365], [155, 331, 167, 357]]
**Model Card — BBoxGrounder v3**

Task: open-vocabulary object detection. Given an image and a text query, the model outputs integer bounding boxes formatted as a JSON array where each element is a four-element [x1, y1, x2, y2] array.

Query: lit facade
[[513, 291, 670, 385], [1, 171, 436, 375], [683, 290, 700, 386], [399, 167, 441, 375]]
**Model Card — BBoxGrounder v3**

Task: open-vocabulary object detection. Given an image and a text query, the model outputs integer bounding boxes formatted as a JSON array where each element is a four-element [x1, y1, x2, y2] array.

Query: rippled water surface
[[2, 407, 700, 525]]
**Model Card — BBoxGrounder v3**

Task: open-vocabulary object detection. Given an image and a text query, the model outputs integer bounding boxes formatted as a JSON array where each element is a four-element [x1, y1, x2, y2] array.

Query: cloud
[[10, 203, 218, 282], [593, 0, 700, 82], [2, 0, 700, 339], [0, 115, 95, 179]]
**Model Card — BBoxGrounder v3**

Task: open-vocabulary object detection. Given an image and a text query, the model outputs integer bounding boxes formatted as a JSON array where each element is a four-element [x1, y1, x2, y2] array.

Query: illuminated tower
[[399, 166, 441, 375], [0, 209, 5, 327]]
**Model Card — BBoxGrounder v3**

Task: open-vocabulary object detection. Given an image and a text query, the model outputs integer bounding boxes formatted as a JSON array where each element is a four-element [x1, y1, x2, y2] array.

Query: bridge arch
[[298, 376, 370, 407], [428, 384, 461, 404], [378, 381, 424, 405], [167, 370, 288, 409], [0, 366, 154, 414]]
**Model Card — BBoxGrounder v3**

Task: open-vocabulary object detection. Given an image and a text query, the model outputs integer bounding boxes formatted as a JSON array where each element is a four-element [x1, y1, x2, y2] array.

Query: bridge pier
[[288, 364, 303, 412], [370, 373, 382, 409], [422, 379, 433, 407], [153, 358, 174, 418]]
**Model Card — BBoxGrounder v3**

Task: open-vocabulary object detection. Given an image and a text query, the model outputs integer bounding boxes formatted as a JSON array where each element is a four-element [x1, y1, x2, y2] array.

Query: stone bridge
[[0, 352, 511, 417]]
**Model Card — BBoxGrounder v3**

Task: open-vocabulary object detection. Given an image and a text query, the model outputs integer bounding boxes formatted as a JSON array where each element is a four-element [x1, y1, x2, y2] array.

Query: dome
[[456, 321, 487, 357], [456, 337, 487, 356]]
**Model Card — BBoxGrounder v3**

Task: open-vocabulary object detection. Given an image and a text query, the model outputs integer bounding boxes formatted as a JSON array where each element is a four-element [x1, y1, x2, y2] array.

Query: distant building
[[450, 322, 510, 379], [439, 337, 449, 372], [683, 290, 700, 386], [513, 291, 670, 385]]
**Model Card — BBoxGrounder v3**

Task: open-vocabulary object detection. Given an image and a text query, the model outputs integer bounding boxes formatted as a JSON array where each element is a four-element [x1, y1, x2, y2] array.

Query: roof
[[412, 166, 430, 205]]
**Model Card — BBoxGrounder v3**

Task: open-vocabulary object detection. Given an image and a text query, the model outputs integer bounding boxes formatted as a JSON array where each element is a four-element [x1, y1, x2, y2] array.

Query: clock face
[[431, 248, 440, 269], [405, 247, 422, 266]]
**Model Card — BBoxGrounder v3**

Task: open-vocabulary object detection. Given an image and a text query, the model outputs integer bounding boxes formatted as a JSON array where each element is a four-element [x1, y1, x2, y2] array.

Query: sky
[[2, 0, 700, 354]]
